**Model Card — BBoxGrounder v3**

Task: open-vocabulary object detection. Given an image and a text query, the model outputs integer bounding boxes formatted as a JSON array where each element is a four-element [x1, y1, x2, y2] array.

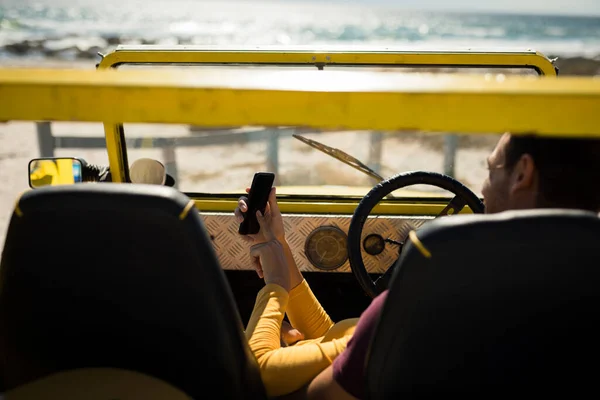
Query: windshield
[[119, 64, 537, 198], [122, 122, 499, 198]]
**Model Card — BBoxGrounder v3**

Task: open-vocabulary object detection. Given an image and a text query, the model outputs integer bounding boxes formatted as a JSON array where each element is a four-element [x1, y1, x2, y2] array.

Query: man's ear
[[509, 154, 536, 194]]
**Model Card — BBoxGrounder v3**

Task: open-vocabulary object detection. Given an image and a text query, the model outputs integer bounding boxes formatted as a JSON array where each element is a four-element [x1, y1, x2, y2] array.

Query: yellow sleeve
[[285, 279, 334, 339], [244, 284, 287, 343], [244, 283, 351, 398], [259, 336, 350, 397]]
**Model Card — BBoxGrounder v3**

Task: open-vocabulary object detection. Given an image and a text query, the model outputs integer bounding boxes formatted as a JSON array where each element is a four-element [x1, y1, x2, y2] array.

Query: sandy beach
[[0, 52, 597, 249]]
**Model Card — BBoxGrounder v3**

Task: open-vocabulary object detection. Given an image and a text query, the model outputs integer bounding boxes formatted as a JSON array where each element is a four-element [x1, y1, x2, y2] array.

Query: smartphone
[[239, 172, 276, 235]]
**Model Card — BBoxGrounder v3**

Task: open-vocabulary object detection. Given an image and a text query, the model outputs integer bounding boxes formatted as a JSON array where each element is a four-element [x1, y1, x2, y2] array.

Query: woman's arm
[[235, 188, 334, 338], [246, 284, 350, 398], [286, 277, 334, 340], [282, 239, 334, 339]]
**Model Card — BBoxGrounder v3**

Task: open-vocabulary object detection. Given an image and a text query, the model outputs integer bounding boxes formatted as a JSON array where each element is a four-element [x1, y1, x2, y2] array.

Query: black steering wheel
[[347, 171, 485, 298]]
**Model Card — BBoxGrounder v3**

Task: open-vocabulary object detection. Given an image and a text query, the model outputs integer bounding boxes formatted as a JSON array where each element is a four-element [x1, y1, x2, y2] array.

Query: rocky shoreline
[[551, 56, 600, 76]]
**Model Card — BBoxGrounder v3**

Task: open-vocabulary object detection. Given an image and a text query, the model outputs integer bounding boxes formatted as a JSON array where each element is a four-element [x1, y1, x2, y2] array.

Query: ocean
[[1, 0, 600, 62]]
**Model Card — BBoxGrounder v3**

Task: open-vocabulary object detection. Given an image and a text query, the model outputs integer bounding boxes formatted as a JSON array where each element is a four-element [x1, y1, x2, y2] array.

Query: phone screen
[[239, 172, 275, 235]]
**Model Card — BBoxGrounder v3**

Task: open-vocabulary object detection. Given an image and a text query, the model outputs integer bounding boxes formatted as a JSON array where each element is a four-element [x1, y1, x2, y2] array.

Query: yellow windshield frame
[[96, 46, 558, 184], [98, 45, 558, 76]]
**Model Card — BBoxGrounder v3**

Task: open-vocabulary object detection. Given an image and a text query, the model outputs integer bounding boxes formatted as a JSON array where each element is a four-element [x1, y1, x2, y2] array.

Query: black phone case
[[239, 172, 275, 235]]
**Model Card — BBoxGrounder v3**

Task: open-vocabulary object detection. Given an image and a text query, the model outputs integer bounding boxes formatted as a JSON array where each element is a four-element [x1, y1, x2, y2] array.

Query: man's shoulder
[[331, 290, 389, 397]]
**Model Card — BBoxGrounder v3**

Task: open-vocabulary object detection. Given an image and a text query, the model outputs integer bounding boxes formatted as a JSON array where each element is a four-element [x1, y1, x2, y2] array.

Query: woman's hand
[[236, 185, 304, 290], [235, 186, 285, 244], [249, 209, 290, 291], [281, 321, 304, 346]]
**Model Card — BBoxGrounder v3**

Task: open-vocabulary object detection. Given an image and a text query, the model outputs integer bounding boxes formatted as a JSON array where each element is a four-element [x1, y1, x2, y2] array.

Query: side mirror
[[28, 157, 83, 189]]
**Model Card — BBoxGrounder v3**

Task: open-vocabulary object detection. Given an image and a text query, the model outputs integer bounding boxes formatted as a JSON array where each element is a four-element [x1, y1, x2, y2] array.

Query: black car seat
[[366, 209, 600, 398], [0, 184, 267, 400]]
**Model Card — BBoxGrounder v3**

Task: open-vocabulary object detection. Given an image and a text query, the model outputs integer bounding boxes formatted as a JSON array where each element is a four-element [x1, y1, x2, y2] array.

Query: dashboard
[[202, 212, 434, 273]]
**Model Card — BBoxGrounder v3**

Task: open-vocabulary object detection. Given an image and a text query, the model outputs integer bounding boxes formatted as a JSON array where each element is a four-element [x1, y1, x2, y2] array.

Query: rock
[[554, 56, 600, 76]]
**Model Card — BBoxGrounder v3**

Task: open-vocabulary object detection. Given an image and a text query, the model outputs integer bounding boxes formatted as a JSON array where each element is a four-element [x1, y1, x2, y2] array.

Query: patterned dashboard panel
[[202, 212, 434, 273]]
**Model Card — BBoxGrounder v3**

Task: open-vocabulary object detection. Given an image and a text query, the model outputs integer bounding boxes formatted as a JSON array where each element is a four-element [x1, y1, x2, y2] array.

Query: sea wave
[[1, 0, 600, 60]]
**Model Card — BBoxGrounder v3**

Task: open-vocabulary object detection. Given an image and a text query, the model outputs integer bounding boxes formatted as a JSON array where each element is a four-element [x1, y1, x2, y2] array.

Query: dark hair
[[505, 134, 600, 212]]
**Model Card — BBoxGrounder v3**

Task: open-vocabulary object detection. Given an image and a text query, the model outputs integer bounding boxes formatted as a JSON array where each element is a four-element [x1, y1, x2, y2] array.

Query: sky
[[334, 0, 600, 16]]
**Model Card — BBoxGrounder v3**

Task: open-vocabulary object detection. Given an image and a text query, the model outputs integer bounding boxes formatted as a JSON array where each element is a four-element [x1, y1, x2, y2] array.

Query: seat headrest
[[3, 368, 191, 400], [0, 184, 265, 399], [366, 208, 600, 397], [413, 207, 598, 233]]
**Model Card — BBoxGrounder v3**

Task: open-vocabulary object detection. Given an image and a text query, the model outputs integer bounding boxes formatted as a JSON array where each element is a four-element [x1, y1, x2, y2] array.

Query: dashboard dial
[[363, 233, 385, 256], [304, 226, 348, 270]]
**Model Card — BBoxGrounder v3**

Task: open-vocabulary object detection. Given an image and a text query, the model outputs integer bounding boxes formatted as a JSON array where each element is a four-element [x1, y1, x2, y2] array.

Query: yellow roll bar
[[1, 68, 598, 182], [98, 45, 558, 76], [97, 46, 558, 182]]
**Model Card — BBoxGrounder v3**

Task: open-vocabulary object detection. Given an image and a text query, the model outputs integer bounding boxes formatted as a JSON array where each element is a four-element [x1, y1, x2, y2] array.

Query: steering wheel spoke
[[348, 171, 485, 298], [436, 195, 467, 218], [374, 260, 398, 292]]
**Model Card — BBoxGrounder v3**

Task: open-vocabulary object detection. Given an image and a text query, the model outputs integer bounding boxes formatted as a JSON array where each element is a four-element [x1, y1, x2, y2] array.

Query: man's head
[[481, 133, 600, 214]]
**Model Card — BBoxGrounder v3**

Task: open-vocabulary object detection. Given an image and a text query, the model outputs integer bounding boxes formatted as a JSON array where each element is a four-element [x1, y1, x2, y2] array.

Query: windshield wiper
[[292, 134, 385, 182]]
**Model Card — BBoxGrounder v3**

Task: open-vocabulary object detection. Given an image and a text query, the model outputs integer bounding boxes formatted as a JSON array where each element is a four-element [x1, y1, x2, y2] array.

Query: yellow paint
[[192, 198, 474, 215], [14, 203, 23, 218], [179, 200, 196, 220], [98, 46, 557, 76], [409, 230, 432, 258], [104, 123, 126, 183], [0, 69, 597, 137]]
